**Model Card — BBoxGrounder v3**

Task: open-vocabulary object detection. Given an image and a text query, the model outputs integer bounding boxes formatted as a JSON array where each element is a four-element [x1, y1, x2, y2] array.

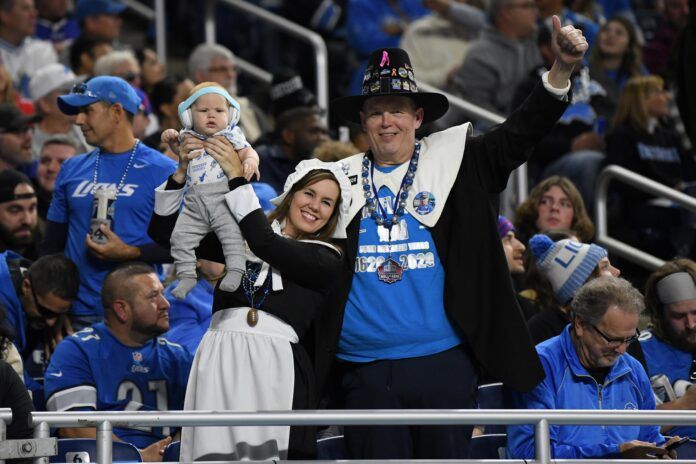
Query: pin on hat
[[331, 48, 449, 124]]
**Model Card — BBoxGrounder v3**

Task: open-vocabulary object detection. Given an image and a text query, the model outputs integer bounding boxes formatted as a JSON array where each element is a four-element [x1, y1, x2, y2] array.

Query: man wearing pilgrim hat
[[316, 16, 589, 459]]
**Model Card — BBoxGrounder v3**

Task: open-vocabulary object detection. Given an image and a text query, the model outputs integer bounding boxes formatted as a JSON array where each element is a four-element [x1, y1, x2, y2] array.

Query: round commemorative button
[[412, 191, 436, 215]]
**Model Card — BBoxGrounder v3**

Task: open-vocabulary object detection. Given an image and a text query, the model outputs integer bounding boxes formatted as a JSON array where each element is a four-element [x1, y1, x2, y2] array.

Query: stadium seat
[[316, 434, 347, 459], [162, 440, 180, 462], [469, 433, 507, 459], [50, 439, 142, 463]]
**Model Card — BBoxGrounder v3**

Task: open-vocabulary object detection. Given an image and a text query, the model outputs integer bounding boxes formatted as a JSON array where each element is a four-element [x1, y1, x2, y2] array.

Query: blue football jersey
[[44, 323, 193, 448], [0, 251, 27, 352], [47, 144, 176, 317]]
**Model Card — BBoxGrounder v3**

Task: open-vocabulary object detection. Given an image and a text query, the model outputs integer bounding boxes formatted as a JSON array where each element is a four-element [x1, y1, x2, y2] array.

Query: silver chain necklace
[[92, 140, 140, 194]]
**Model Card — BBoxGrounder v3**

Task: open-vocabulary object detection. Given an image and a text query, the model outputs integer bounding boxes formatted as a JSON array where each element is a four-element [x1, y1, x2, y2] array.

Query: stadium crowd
[[1, 0, 696, 461]]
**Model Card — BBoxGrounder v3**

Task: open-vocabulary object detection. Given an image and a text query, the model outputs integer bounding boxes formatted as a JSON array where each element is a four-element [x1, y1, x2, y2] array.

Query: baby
[[162, 82, 260, 299]]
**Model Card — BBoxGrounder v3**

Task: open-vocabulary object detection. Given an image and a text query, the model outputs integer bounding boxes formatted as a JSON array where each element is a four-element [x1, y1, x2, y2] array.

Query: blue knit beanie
[[529, 234, 608, 304]]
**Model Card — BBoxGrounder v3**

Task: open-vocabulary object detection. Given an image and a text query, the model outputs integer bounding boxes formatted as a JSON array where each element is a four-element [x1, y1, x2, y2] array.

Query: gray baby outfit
[[170, 125, 250, 299]]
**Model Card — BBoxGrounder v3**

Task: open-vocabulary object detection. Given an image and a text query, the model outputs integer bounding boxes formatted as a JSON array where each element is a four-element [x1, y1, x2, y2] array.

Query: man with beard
[[638, 258, 696, 439], [0, 103, 39, 172], [508, 276, 678, 459], [0, 251, 77, 387], [256, 106, 329, 193], [0, 170, 41, 260], [44, 262, 192, 462]]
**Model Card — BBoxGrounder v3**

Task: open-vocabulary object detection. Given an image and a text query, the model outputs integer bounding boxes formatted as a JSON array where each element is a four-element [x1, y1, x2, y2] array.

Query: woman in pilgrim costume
[[148, 149, 352, 460]]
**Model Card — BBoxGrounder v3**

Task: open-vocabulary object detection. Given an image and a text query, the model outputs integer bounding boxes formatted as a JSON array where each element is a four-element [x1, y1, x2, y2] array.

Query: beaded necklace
[[361, 142, 420, 283], [92, 140, 140, 194], [242, 262, 271, 327]]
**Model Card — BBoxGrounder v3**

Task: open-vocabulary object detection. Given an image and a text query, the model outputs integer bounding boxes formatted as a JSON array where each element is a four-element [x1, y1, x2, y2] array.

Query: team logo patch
[[132, 351, 143, 362], [624, 402, 637, 410], [413, 191, 436, 215]]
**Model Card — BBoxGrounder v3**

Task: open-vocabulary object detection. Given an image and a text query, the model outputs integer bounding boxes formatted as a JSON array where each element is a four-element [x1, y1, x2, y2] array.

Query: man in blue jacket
[[508, 276, 679, 459]]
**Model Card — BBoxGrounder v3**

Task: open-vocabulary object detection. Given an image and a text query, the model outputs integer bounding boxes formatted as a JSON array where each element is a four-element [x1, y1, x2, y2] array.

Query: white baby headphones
[[178, 86, 241, 130]]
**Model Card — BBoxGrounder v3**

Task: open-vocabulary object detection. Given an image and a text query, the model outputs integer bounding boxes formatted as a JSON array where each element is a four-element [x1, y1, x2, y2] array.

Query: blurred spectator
[[0, 103, 38, 171], [605, 75, 696, 259], [0, 252, 77, 361], [508, 276, 672, 460], [450, 0, 541, 115], [35, 0, 79, 55], [514, 176, 595, 243], [497, 215, 537, 320], [400, 0, 485, 88], [68, 35, 112, 77], [606, 75, 692, 190], [0, 0, 58, 97], [588, 16, 646, 120], [536, 0, 599, 49], [188, 43, 268, 143], [256, 106, 329, 192], [643, 0, 689, 80], [344, 0, 429, 95], [44, 262, 192, 462], [524, 233, 620, 344], [29, 63, 89, 160], [142, 76, 194, 156], [676, 0, 696, 148], [313, 139, 359, 162], [638, 259, 696, 438], [269, 69, 317, 121], [41, 76, 175, 329], [0, 170, 40, 260], [34, 135, 78, 219], [94, 50, 141, 88], [0, 303, 23, 379], [135, 47, 165, 97], [74, 0, 124, 43]]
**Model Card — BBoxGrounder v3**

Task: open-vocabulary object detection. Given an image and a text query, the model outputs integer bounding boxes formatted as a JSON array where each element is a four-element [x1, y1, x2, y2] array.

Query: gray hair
[[41, 134, 81, 153], [188, 43, 235, 77], [571, 276, 645, 326], [94, 50, 137, 77]]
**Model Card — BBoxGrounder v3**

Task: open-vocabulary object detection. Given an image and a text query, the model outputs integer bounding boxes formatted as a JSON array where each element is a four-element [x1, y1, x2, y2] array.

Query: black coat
[[315, 82, 569, 394]]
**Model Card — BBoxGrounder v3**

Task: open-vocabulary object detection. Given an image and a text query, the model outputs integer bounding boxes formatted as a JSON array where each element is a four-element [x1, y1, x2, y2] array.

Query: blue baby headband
[[178, 86, 241, 116]]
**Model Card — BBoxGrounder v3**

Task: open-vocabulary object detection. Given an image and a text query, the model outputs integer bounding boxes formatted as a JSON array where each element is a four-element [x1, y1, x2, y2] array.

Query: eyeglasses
[[28, 275, 61, 321], [70, 82, 99, 99], [591, 323, 640, 348], [121, 71, 140, 83]]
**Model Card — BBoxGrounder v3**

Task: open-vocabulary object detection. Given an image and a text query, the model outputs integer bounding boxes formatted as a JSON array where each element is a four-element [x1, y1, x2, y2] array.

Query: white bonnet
[[270, 159, 352, 239]]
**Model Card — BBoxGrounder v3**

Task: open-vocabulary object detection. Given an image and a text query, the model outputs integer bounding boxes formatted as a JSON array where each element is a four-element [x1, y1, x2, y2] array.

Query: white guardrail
[[0, 408, 692, 464]]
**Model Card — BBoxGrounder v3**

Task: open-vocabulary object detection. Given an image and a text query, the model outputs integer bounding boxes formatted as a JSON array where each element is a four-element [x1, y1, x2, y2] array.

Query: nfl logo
[[132, 351, 143, 363]]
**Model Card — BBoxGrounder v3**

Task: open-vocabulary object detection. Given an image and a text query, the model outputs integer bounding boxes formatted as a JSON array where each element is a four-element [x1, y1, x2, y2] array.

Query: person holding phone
[[508, 276, 683, 459]]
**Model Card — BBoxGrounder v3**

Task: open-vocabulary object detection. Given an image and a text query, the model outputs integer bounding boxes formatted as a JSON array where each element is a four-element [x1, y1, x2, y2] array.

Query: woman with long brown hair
[[148, 135, 351, 461]]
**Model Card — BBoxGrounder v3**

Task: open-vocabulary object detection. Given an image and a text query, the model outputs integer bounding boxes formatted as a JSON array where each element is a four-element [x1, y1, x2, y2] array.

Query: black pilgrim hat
[[331, 48, 449, 124]]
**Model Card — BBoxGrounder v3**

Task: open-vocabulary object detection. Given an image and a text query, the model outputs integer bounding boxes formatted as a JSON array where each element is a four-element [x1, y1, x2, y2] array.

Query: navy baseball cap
[[58, 76, 142, 116], [75, 0, 126, 22]]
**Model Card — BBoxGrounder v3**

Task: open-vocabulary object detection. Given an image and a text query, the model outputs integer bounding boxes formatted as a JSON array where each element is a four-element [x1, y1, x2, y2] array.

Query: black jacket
[[315, 82, 569, 394]]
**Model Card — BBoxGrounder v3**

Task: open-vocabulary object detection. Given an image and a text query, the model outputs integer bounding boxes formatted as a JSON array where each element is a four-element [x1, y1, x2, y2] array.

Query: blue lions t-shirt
[[47, 144, 176, 317], [44, 323, 193, 447], [338, 165, 462, 362], [640, 330, 696, 438]]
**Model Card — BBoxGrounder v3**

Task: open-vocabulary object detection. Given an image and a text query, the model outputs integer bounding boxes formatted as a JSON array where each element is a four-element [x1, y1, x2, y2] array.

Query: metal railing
[[595, 165, 696, 270], [203, 0, 328, 116], [29, 408, 696, 464]]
